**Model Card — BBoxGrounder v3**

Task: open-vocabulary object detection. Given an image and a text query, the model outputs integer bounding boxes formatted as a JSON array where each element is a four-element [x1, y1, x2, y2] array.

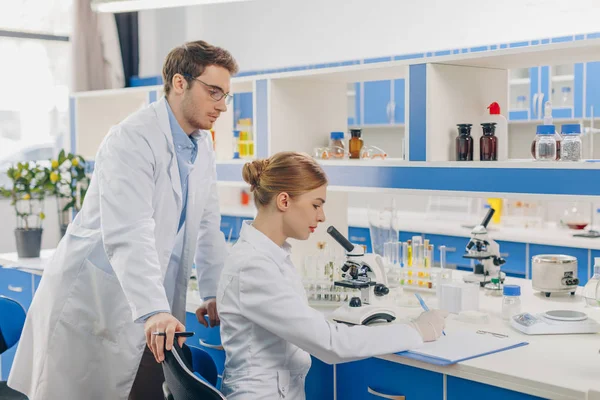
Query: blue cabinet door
[[399, 231, 421, 243], [529, 244, 589, 286], [0, 268, 33, 380], [529, 67, 540, 119], [336, 358, 443, 400], [0, 268, 33, 310], [496, 240, 527, 277], [422, 234, 470, 269], [363, 80, 392, 125], [233, 92, 253, 122], [574, 63, 584, 118], [393, 79, 405, 124], [33, 274, 42, 293], [305, 357, 333, 400], [447, 376, 546, 400], [220, 215, 239, 241], [348, 226, 371, 253], [586, 62, 600, 118]]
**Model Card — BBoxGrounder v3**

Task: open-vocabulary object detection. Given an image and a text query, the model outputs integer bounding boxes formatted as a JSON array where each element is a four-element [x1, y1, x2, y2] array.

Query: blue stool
[[0, 296, 28, 399]]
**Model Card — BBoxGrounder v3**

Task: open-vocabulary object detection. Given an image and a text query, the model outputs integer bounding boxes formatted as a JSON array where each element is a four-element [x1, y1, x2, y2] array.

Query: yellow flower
[[50, 172, 59, 183], [51, 160, 59, 169], [72, 158, 79, 167], [23, 194, 31, 200], [39, 212, 45, 220]]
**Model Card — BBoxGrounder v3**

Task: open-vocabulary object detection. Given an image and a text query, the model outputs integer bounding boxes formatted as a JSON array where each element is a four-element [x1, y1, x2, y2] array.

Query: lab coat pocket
[[277, 370, 290, 398], [59, 259, 131, 346]]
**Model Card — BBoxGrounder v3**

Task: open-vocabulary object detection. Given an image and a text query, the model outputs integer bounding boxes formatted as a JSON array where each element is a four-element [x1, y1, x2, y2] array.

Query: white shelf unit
[[68, 37, 600, 201], [70, 86, 158, 159]]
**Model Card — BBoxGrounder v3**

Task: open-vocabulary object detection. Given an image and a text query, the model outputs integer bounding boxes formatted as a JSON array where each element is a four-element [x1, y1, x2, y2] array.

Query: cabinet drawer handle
[[8, 285, 23, 293], [199, 339, 224, 351], [350, 236, 366, 242], [367, 387, 405, 399], [500, 252, 510, 257], [445, 247, 456, 253]]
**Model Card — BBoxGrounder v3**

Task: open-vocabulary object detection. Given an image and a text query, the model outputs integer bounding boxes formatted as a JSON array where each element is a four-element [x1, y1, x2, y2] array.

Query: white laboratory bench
[[2, 252, 600, 399]]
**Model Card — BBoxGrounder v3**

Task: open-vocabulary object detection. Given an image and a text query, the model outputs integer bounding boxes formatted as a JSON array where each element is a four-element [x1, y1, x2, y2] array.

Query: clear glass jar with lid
[[534, 125, 557, 161], [560, 124, 583, 161], [502, 284, 521, 320]]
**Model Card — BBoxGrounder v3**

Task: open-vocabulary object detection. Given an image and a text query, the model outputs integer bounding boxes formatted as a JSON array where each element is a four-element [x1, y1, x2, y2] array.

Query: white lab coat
[[217, 222, 424, 400], [8, 97, 227, 400]]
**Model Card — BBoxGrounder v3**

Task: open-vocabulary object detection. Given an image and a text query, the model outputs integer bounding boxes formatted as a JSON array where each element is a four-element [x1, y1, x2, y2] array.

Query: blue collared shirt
[[166, 101, 199, 230], [138, 101, 200, 322]]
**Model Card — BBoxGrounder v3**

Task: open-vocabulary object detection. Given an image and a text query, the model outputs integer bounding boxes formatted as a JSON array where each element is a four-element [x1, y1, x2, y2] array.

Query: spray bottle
[[484, 102, 508, 161]]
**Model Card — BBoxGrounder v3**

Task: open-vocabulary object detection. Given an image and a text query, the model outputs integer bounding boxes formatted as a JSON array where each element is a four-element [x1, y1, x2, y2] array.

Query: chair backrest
[[162, 341, 226, 400], [0, 296, 26, 355]]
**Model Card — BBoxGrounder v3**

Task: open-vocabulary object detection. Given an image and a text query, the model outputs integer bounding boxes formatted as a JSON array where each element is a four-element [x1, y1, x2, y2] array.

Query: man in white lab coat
[[8, 40, 238, 400]]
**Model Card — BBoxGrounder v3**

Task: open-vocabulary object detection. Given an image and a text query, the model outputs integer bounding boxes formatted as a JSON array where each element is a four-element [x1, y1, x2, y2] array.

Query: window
[[0, 0, 71, 187]]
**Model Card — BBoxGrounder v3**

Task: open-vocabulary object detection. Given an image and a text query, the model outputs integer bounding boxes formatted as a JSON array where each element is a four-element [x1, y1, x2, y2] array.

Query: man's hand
[[144, 312, 186, 363], [196, 298, 219, 328]]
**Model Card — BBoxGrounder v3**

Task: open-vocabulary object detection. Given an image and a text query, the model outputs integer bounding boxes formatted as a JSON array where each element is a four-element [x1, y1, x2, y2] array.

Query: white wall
[[140, 0, 600, 75]]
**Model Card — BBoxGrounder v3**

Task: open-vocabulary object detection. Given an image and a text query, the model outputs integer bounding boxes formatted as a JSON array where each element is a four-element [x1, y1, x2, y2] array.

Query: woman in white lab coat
[[217, 152, 448, 400]]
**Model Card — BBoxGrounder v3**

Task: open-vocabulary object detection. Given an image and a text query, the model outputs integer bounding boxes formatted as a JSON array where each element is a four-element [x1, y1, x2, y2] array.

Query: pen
[[152, 331, 195, 338], [414, 293, 446, 336]]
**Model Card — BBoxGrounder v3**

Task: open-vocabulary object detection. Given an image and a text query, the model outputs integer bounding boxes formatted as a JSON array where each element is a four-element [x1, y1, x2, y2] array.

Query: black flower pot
[[15, 228, 43, 258]]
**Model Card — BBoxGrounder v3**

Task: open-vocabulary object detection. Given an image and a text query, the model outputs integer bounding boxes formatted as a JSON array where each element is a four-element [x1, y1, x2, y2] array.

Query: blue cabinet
[[585, 62, 600, 118], [336, 358, 443, 400], [233, 92, 253, 122], [497, 240, 527, 277], [348, 226, 371, 253], [363, 80, 392, 125], [220, 215, 253, 242], [422, 233, 470, 269], [350, 79, 405, 126], [399, 231, 421, 243], [305, 357, 333, 400], [529, 244, 590, 285], [0, 267, 34, 380], [447, 376, 546, 400]]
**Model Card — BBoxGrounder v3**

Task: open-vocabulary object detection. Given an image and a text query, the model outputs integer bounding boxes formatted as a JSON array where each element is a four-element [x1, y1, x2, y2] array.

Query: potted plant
[[0, 161, 51, 258], [49, 150, 90, 237]]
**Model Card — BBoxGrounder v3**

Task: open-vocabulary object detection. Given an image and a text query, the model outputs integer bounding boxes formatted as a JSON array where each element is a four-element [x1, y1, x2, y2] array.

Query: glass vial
[[535, 125, 557, 161], [456, 123, 473, 161], [480, 122, 498, 161], [349, 129, 363, 159]]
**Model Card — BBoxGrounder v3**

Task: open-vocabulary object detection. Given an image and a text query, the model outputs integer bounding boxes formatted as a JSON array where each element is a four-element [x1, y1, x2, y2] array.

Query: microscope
[[326, 226, 397, 325], [462, 208, 506, 287]]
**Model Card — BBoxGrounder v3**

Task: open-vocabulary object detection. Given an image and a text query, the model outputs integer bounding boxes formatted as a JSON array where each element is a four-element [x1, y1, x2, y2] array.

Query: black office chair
[[162, 339, 226, 400], [0, 296, 28, 400]]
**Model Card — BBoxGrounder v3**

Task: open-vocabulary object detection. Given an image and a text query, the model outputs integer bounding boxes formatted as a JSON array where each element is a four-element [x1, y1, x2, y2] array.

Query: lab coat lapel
[[152, 97, 182, 211]]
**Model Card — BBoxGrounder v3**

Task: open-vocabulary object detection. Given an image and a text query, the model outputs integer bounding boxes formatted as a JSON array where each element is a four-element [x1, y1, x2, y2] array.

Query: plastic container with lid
[[534, 125, 557, 161], [329, 131, 345, 150], [502, 284, 521, 320], [560, 124, 583, 161]]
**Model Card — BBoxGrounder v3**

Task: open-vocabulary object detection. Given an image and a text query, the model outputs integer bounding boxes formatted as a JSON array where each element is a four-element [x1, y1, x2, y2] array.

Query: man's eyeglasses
[[182, 74, 232, 105]]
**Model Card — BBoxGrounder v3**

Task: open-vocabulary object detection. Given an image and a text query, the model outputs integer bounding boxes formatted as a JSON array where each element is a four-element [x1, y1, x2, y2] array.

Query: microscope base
[[463, 271, 506, 287], [331, 304, 397, 326]]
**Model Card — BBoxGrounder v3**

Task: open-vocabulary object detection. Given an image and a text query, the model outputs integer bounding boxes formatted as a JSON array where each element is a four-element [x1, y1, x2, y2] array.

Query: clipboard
[[396, 331, 528, 366]]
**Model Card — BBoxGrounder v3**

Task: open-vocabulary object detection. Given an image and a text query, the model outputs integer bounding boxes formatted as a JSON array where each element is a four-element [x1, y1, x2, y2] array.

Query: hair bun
[[242, 159, 269, 191]]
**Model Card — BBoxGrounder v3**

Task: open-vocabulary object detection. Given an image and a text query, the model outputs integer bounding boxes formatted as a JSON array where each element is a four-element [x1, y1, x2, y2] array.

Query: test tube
[[439, 245, 447, 269], [427, 244, 434, 268], [407, 240, 413, 267], [415, 243, 424, 268], [402, 242, 408, 267]]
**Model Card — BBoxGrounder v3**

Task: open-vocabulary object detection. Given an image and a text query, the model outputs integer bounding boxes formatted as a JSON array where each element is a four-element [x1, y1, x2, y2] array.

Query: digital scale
[[510, 310, 600, 335]]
